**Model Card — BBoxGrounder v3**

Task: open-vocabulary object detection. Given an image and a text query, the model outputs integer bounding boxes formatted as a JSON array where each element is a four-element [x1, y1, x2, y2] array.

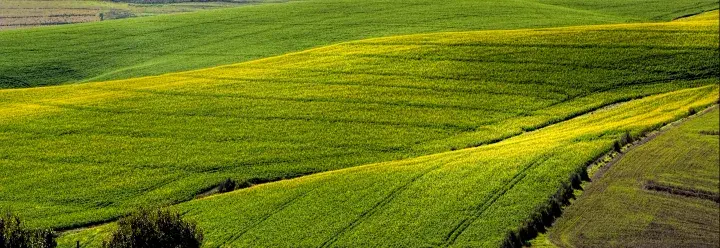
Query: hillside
[[57, 85, 719, 247], [544, 107, 719, 247], [0, 10, 717, 240], [0, 0, 717, 88]]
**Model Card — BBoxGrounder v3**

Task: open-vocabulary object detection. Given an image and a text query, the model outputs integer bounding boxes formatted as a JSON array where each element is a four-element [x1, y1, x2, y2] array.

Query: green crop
[[0, 0, 716, 88], [1, 11, 717, 233], [59, 84, 719, 248], [0, 5, 717, 247]]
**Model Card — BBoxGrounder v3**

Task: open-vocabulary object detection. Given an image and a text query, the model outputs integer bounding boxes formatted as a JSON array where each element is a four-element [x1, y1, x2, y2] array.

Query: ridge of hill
[[0, 0, 717, 88]]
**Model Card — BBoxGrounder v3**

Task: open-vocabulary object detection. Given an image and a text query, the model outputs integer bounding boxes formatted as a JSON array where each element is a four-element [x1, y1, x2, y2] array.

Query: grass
[[544, 107, 719, 248], [0, 12, 717, 231], [57, 84, 719, 247], [0, 0, 717, 88]]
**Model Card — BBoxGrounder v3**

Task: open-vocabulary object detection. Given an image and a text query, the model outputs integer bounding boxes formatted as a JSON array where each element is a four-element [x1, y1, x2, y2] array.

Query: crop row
[[1, 15, 718, 231], [58, 84, 719, 247]]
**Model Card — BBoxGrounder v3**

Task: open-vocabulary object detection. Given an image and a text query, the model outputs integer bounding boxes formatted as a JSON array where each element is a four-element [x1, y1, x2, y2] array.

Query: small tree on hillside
[[0, 212, 56, 248], [103, 208, 203, 248]]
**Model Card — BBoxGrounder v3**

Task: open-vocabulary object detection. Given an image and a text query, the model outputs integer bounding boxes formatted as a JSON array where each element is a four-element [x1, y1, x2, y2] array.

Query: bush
[[217, 178, 238, 193], [613, 131, 634, 152], [0, 212, 56, 248], [613, 141, 622, 152], [103, 208, 203, 248]]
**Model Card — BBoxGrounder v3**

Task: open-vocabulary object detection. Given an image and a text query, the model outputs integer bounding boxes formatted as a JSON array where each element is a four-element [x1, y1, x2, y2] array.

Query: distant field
[[109, 0, 261, 3], [0, 0, 717, 88], [0, 0, 251, 31], [545, 107, 719, 248], [536, 0, 719, 21], [0, 11, 718, 237]]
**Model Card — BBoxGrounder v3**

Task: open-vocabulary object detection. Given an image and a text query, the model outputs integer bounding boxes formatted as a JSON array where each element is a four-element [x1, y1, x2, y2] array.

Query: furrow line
[[222, 189, 317, 246], [318, 155, 460, 248], [442, 155, 551, 246]]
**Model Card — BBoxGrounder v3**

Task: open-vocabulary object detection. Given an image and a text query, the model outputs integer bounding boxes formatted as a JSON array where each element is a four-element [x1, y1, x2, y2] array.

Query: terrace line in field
[[59, 85, 719, 247], [0, 12, 718, 234]]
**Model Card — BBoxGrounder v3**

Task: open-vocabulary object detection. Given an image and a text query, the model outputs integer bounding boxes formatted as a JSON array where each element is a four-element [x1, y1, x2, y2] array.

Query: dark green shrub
[[103, 208, 203, 248], [501, 231, 522, 248], [613, 141, 622, 152], [0, 212, 56, 248], [613, 131, 634, 152], [217, 178, 238, 193], [621, 131, 633, 145]]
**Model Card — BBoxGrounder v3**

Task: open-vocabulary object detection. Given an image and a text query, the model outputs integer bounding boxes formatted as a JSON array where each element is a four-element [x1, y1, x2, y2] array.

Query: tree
[[0, 212, 56, 248], [103, 208, 203, 248]]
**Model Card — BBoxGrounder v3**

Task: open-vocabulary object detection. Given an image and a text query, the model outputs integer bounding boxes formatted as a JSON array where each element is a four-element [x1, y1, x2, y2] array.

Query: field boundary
[[590, 104, 718, 182], [671, 9, 720, 21], [534, 103, 719, 248]]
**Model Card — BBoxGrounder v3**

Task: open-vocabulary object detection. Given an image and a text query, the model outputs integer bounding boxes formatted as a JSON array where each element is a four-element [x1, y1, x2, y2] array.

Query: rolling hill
[[0, 11, 717, 247], [0, 0, 717, 88], [56, 84, 719, 247]]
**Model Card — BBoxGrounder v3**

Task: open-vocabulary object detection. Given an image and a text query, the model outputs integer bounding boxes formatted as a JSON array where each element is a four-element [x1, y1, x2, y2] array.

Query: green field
[[544, 107, 719, 248], [57, 83, 719, 247], [0, 10, 718, 247], [0, 0, 717, 88], [1, 1, 719, 247]]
